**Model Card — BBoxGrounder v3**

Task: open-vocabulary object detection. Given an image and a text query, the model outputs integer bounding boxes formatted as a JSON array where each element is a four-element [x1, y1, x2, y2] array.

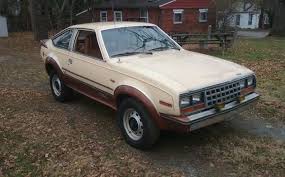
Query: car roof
[[70, 21, 155, 31]]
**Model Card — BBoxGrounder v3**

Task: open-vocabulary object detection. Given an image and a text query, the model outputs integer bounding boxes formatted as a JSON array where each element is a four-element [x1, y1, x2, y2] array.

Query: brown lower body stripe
[[62, 69, 116, 110], [62, 67, 113, 91]]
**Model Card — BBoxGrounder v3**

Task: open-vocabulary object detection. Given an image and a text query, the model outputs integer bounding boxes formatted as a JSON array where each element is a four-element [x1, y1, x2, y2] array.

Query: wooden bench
[[170, 32, 235, 49]]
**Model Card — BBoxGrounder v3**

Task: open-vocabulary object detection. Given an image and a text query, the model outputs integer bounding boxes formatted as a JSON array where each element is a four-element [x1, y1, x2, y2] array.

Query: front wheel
[[118, 98, 160, 149], [49, 71, 73, 102]]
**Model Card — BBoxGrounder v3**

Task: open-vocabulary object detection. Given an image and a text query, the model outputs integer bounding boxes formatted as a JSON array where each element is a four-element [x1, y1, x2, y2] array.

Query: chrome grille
[[205, 81, 241, 107]]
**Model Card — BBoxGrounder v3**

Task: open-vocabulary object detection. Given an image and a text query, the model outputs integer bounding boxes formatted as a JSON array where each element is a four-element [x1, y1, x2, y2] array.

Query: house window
[[140, 9, 148, 22], [248, 13, 253, 25], [236, 14, 241, 26], [100, 11, 107, 22], [199, 9, 208, 22], [173, 9, 183, 24], [114, 11, 123, 21]]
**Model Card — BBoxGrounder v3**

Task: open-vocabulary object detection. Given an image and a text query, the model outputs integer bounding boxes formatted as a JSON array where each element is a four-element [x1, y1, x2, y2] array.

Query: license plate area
[[214, 102, 225, 111]]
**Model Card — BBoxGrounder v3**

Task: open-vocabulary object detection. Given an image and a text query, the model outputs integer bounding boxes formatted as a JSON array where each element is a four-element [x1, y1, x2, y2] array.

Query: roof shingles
[[93, 0, 173, 8]]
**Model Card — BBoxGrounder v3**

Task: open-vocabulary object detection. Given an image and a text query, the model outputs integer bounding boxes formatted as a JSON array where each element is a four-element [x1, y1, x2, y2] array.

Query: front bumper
[[161, 92, 260, 132]]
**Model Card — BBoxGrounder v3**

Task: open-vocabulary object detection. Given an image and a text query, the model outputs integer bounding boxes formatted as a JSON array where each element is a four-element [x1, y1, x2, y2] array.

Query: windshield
[[101, 26, 180, 58]]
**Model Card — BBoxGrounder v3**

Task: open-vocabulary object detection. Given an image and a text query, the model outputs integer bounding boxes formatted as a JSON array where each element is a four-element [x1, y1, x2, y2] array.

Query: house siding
[[80, 8, 161, 24], [229, 13, 260, 29], [160, 0, 213, 9], [0, 16, 8, 37], [224, 1, 262, 29], [160, 8, 216, 33], [148, 8, 161, 24], [75, 0, 216, 34]]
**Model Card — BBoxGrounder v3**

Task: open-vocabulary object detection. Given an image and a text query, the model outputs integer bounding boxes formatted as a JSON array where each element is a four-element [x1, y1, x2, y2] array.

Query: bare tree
[[216, 0, 263, 31], [216, 0, 240, 31], [271, 0, 285, 34], [54, 0, 69, 29], [29, 0, 48, 40], [70, 0, 77, 25]]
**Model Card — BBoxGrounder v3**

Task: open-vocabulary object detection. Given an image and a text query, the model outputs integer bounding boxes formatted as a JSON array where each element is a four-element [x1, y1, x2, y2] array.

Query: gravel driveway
[[0, 34, 284, 177]]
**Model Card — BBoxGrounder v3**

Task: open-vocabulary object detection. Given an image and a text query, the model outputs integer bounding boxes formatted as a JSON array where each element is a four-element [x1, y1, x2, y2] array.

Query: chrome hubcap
[[52, 74, 62, 96], [123, 108, 143, 141]]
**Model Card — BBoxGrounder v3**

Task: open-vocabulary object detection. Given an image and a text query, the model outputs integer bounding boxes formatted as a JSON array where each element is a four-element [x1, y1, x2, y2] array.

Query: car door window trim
[[71, 28, 106, 62], [52, 29, 75, 51]]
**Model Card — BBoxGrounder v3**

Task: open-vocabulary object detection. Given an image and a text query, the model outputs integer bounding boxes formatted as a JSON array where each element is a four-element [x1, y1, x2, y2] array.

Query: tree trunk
[[259, 5, 264, 29], [29, 0, 48, 40], [55, 0, 68, 29], [70, 0, 76, 25], [272, 1, 285, 35]]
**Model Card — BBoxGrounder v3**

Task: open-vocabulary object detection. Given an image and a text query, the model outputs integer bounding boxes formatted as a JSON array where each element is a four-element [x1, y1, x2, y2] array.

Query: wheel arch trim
[[45, 57, 63, 77], [114, 85, 166, 129]]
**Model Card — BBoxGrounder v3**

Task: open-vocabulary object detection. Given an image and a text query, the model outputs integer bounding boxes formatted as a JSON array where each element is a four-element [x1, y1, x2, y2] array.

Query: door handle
[[68, 58, 73, 64]]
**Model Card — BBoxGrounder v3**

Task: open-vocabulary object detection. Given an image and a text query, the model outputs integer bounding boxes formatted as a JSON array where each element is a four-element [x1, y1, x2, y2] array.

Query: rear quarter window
[[52, 30, 73, 50]]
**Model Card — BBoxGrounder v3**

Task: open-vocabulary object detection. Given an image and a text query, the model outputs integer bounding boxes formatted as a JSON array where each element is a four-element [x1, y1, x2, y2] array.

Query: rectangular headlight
[[247, 76, 254, 86], [191, 93, 203, 104], [180, 92, 204, 108], [180, 96, 191, 108]]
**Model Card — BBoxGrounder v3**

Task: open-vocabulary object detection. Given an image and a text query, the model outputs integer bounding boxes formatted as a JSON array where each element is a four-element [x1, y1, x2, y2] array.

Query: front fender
[[45, 56, 63, 78], [114, 84, 174, 129]]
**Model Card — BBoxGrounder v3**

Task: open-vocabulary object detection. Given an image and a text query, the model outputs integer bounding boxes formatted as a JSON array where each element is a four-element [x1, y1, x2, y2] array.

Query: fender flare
[[45, 57, 63, 78], [114, 85, 166, 129]]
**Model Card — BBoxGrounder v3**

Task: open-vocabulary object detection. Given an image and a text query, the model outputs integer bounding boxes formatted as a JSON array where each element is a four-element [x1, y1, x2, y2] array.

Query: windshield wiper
[[111, 51, 152, 57], [149, 46, 180, 51]]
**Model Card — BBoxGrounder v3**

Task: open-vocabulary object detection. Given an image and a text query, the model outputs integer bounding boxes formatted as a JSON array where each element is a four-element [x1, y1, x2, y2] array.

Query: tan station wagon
[[40, 22, 259, 149]]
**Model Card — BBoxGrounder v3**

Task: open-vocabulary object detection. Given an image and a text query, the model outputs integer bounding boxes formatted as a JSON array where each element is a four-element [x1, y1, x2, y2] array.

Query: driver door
[[63, 29, 114, 104]]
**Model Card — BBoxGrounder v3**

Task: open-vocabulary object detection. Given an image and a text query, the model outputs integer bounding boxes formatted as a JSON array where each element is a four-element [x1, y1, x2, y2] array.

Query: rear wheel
[[118, 98, 160, 149], [49, 71, 73, 102]]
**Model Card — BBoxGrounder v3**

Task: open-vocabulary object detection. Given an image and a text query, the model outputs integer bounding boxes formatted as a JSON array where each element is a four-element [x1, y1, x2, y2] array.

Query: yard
[[0, 33, 284, 177]]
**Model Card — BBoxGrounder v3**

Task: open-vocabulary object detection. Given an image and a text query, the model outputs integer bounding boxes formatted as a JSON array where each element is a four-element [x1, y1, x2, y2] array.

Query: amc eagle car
[[40, 22, 259, 149]]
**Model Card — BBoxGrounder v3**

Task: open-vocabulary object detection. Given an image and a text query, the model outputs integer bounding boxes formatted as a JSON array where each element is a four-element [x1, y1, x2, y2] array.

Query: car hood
[[114, 50, 253, 93]]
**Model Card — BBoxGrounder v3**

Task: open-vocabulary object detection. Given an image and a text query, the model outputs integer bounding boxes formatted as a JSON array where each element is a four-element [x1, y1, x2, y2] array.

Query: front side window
[[140, 9, 148, 22], [74, 30, 103, 59], [114, 11, 122, 21], [101, 26, 180, 58], [199, 9, 208, 22], [52, 30, 73, 50], [173, 9, 183, 24], [100, 11, 107, 22]]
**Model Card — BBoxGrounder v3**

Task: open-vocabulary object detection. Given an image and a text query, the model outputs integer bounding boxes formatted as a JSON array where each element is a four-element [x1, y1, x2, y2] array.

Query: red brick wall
[[124, 8, 140, 20], [160, 8, 216, 33], [85, 8, 160, 24], [76, 7, 216, 34], [94, 9, 114, 21], [148, 8, 160, 25]]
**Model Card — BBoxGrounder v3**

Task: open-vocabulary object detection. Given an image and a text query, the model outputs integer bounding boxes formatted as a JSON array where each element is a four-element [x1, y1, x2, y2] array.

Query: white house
[[225, 1, 268, 29], [0, 16, 8, 37]]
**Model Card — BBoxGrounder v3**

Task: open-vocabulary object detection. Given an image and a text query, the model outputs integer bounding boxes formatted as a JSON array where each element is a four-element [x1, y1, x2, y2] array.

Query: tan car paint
[[41, 22, 255, 117]]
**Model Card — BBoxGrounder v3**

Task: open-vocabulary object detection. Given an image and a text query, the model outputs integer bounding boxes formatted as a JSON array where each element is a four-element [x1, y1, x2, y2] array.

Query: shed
[[0, 16, 8, 37]]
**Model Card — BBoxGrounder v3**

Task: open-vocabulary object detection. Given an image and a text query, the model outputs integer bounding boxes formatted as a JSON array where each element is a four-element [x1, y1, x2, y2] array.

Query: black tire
[[49, 71, 73, 102], [117, 98, 160, 149]]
